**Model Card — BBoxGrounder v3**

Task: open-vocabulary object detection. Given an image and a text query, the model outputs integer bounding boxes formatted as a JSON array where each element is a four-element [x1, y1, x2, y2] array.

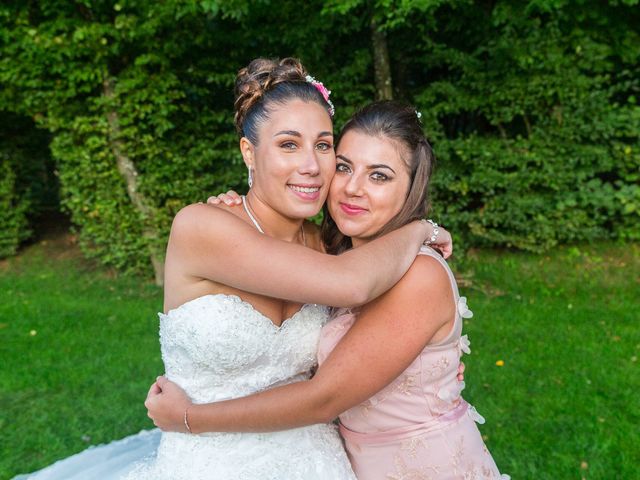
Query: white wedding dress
[[16, 294, 357, 480]]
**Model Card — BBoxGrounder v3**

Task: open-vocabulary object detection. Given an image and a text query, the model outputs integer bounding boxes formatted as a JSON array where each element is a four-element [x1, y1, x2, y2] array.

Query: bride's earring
[[247, 167, 253, 188]]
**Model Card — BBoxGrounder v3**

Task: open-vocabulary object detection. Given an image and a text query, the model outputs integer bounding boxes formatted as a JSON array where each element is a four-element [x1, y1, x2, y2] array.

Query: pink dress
[[317, 246, 509, 480]]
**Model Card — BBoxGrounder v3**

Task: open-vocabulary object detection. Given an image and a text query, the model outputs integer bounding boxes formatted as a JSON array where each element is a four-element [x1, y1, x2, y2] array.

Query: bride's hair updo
[[234, 58, 333, 144], [322, 101, 436, 255]]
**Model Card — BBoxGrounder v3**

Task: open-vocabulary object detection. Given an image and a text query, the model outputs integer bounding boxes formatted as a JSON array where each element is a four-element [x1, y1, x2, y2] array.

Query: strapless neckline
[[162, 293, 315, 330]]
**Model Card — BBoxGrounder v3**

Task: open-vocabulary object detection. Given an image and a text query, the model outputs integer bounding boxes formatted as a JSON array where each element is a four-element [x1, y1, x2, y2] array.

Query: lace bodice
[[120, 294, 358, 479], [160, 294, 328, 404]]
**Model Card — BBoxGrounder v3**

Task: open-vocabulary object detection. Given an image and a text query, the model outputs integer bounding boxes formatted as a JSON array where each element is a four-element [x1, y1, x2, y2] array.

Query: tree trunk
[[370, 18, 393, 100], [103, 78, 164, 286]]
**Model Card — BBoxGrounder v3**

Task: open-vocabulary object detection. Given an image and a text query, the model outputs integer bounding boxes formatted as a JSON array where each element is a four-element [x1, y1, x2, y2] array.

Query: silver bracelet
[[424, 219, 439, 245], [184, 407, 193, 434]]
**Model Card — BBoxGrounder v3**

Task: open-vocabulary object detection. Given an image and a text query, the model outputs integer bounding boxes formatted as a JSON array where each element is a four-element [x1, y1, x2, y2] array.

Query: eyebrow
[[274, 130, 301, 137], [274, 130, 333, 138], [369, 163, 396, 174], [337, 155, 396, 174]]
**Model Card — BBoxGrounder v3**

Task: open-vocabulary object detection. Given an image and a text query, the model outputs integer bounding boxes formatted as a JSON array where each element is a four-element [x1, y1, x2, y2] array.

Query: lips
[[339, 202, 367, 215], [289, 184, 321, 193], [288, 184, 322, 201]]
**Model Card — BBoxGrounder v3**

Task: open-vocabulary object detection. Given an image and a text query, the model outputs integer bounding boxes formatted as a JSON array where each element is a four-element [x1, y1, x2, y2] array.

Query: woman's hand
[[457, 361, 465, 382], [207, 190, 242, 206], [421, 220, 453, 259], [145, 376, 193, 432]]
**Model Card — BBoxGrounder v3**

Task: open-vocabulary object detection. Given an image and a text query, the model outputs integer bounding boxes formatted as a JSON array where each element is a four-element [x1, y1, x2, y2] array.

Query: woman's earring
[[247, 167, 253, 188]]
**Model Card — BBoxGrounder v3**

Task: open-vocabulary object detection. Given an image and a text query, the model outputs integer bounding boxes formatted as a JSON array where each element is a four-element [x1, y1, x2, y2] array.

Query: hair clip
[[306, 75, 335, 117]]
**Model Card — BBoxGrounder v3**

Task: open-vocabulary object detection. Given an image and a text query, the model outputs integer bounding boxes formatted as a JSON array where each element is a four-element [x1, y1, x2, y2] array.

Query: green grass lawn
[[1, 236, 638, 479], [0, 236, 163, 479]]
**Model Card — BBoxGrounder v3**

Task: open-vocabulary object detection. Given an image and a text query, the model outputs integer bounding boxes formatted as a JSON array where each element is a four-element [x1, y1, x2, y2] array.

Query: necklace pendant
[[242, 195, 307, 247]]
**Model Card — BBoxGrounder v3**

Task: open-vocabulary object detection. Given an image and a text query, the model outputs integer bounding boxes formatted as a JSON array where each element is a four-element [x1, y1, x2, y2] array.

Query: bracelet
[[424, 219, 439, 245], [183, 406, 192, 434]]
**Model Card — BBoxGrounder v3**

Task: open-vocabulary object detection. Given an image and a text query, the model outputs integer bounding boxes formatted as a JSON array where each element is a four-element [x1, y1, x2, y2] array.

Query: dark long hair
[[322, 101, 435, 254]]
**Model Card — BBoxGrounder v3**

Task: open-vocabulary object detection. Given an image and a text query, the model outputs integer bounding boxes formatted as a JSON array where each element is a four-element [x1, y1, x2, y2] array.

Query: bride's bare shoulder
[[171, 202, 249, 238]]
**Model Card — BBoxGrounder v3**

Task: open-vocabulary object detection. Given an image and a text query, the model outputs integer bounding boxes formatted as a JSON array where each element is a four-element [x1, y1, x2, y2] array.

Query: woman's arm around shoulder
[[166, 203, 435, 307], [287, 254, 457, 422], [147, 254, 456, 433]]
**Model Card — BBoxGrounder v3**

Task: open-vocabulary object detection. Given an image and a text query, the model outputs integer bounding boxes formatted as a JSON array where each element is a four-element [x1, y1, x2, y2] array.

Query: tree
[[0, 0, 637, 276]]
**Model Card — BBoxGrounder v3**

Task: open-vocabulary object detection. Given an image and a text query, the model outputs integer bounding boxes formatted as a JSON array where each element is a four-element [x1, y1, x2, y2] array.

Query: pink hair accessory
[[306, 74, 335, 116]]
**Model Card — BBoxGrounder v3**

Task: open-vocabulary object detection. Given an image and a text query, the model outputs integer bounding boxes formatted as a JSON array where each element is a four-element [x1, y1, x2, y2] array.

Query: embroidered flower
[[426, 356, 450, 377], [459, 334, 471, 355], [468, 405, 486, 424], [437, 381, 466, 402], [458, 296, 473, 319], [437, 388, 454, 403]]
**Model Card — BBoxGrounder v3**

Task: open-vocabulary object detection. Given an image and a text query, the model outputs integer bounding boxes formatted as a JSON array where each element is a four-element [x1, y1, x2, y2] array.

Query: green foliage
[[0, 0, 638, 273], [0, 113, 55, 258], [0, 1, 245, 274], [412, 1, 640, 249], [0, 154, 30, 258]]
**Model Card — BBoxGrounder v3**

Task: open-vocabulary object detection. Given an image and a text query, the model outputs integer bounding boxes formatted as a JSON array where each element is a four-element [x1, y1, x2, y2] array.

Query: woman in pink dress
[[147, 101, 509, 479]]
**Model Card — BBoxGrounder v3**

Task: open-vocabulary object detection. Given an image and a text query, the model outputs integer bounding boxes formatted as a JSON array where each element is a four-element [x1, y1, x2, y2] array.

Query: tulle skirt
[[14, 429, 160, 480], [15, 424, 357, 480]]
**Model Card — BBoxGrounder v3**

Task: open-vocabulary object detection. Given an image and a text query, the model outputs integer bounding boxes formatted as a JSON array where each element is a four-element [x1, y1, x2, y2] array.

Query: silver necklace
[[241, 195, 306, 246]]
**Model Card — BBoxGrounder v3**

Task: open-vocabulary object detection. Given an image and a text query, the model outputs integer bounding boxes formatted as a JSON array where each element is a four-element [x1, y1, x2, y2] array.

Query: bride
[[15, 58, 450, 479]]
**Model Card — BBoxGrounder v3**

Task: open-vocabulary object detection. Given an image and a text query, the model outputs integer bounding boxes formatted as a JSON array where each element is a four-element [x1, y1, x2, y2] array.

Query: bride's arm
[[146, 256, 456, 433], [206, 191, 452, 260], [168, 203, 446, 307]]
